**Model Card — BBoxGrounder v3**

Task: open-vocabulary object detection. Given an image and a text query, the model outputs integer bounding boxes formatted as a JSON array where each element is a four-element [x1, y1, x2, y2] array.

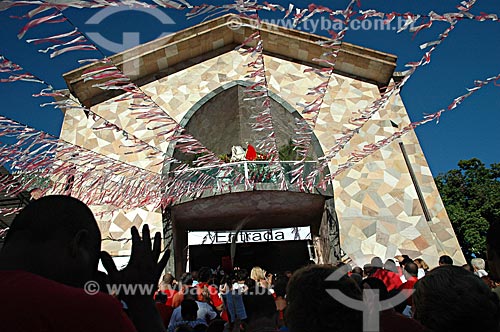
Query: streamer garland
[[0, 0, 498, 216]]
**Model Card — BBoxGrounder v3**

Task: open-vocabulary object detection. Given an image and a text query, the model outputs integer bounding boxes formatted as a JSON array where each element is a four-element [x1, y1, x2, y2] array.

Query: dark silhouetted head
[[0, 195, 101, 288], [207, 319, 226, 332], [438, 255, 453, 266], [404, 262, 418, 277], [286, 265, 363, 332], [243, 288, 276, 322], [273, 274, 289, 298], [198, 267, 212, 283], [350, 273, 362, 287], [462, 263, 473, 272], [400, 255, 413, 267], [181, 299, 199, 321], [364, 264, 375, 276], [384, 259, 398, 273], [361, 277, 389, 301], [180, 272, 194, 286], [163, 272, 175, 285], [172, 326, 193, 332], [413, 265, 500, 332], [352, 266, 363, 275], [371, 257, 383, 268], [235, 268, 248, 282]]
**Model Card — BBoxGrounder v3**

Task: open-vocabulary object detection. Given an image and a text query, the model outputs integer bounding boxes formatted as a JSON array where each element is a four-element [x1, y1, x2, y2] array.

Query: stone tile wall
[[62, 48, 464, 267]]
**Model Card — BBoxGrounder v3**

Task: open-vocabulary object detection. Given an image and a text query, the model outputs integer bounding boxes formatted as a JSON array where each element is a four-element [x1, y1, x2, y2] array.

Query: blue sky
[[0, 0, 499, 175]]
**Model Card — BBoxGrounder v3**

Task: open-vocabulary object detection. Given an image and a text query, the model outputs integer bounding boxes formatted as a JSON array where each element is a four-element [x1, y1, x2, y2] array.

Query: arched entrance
[[162, 81, 340, 276]]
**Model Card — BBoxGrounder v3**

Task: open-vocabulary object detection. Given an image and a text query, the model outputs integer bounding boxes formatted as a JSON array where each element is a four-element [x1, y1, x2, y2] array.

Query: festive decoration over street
[[0, 0, 498, 216]]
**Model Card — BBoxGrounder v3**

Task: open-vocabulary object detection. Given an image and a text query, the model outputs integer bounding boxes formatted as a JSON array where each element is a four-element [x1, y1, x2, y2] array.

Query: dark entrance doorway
[[188, 240, 312, 273], [168, 191, 333, 277]]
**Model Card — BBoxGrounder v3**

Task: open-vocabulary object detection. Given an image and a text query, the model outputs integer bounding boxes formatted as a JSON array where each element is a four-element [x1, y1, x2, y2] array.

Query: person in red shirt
[[0, 195, 170, 332], [155, 273, 178, 307], [196, 267, 228, 321], [196, 267, 224, 311], [398, 261, 419, 306], [171, 273, 194, 308], [369, 257, 403, 291]]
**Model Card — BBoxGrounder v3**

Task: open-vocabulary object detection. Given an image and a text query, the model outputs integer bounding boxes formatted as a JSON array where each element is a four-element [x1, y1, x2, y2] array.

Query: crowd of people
[[0, 195, 499, 332]]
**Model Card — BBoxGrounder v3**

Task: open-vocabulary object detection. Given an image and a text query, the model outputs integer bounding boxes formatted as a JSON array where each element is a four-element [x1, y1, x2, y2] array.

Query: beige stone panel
[[263, 55, 325, 109], [393, 94, 465, 265], [61, 41, 463, 266], [347, 222, 368, 240], [146, 51, 250, 123], [98, 207, 163, 256], [60, 107, 163, 173], [60, 108, 93, 147], [334, 90, 464, 267], [89, 51, 250, 155]]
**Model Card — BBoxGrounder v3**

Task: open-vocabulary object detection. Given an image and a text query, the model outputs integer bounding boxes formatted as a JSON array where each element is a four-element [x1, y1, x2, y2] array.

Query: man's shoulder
[[0, 270, 136, 332], [0, 270, 83, 297], [0, 270, 108, 302], [373, 268, 397, 279]]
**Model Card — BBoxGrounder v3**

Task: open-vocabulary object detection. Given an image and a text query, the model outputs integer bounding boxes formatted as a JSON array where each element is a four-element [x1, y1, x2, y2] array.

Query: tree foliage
[[435, 158, 500, 260]]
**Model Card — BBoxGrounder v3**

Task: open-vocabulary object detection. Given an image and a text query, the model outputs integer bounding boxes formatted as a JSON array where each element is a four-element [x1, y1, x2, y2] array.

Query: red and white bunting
[[1, 0, 498, 210], [290, 0, 357, 191], [317, 72, 500, 187]]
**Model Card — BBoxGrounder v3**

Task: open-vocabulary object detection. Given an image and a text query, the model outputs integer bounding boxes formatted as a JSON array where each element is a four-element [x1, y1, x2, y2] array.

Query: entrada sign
[[188, 227, 311, 245]]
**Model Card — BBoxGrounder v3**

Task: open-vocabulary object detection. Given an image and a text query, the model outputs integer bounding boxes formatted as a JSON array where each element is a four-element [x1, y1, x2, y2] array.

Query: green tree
[[435, 158, 500, 260]]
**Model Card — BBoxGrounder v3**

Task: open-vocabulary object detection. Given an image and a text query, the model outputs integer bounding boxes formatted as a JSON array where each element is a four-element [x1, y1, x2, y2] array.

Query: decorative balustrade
[[168, 161, 333, 203]]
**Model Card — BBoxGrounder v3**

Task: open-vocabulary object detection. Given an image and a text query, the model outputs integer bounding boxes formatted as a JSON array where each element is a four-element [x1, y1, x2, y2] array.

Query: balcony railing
[[167, 161, 333, 203]]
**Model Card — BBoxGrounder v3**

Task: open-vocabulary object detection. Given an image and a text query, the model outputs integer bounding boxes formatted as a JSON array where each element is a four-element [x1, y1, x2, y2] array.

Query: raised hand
[[100, 225, 169, 332], [101, 225, 170, 298]]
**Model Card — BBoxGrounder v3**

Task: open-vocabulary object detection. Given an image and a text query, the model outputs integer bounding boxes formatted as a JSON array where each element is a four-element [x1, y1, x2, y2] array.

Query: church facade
[[61, 14, 465, 272]]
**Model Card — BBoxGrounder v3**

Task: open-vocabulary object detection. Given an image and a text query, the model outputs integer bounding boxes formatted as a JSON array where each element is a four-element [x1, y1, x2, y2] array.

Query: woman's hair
[[250, 266, 266, 281], [163, 273, 175, 285], [413, 265, 500, 332], [414, 258, 429, 271]]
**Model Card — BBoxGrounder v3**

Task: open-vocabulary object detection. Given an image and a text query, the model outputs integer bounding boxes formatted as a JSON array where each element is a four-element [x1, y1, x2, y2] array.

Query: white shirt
[[474, 269, 488, 278]]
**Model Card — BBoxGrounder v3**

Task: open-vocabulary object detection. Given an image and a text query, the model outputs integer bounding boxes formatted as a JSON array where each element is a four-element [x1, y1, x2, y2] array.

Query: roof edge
[[64, 14, 397, 106]]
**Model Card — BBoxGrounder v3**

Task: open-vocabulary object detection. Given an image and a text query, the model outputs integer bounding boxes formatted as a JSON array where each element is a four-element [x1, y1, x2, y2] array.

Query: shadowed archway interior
[[160, 81, 337, 276], [166, 81, 324, 166]]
